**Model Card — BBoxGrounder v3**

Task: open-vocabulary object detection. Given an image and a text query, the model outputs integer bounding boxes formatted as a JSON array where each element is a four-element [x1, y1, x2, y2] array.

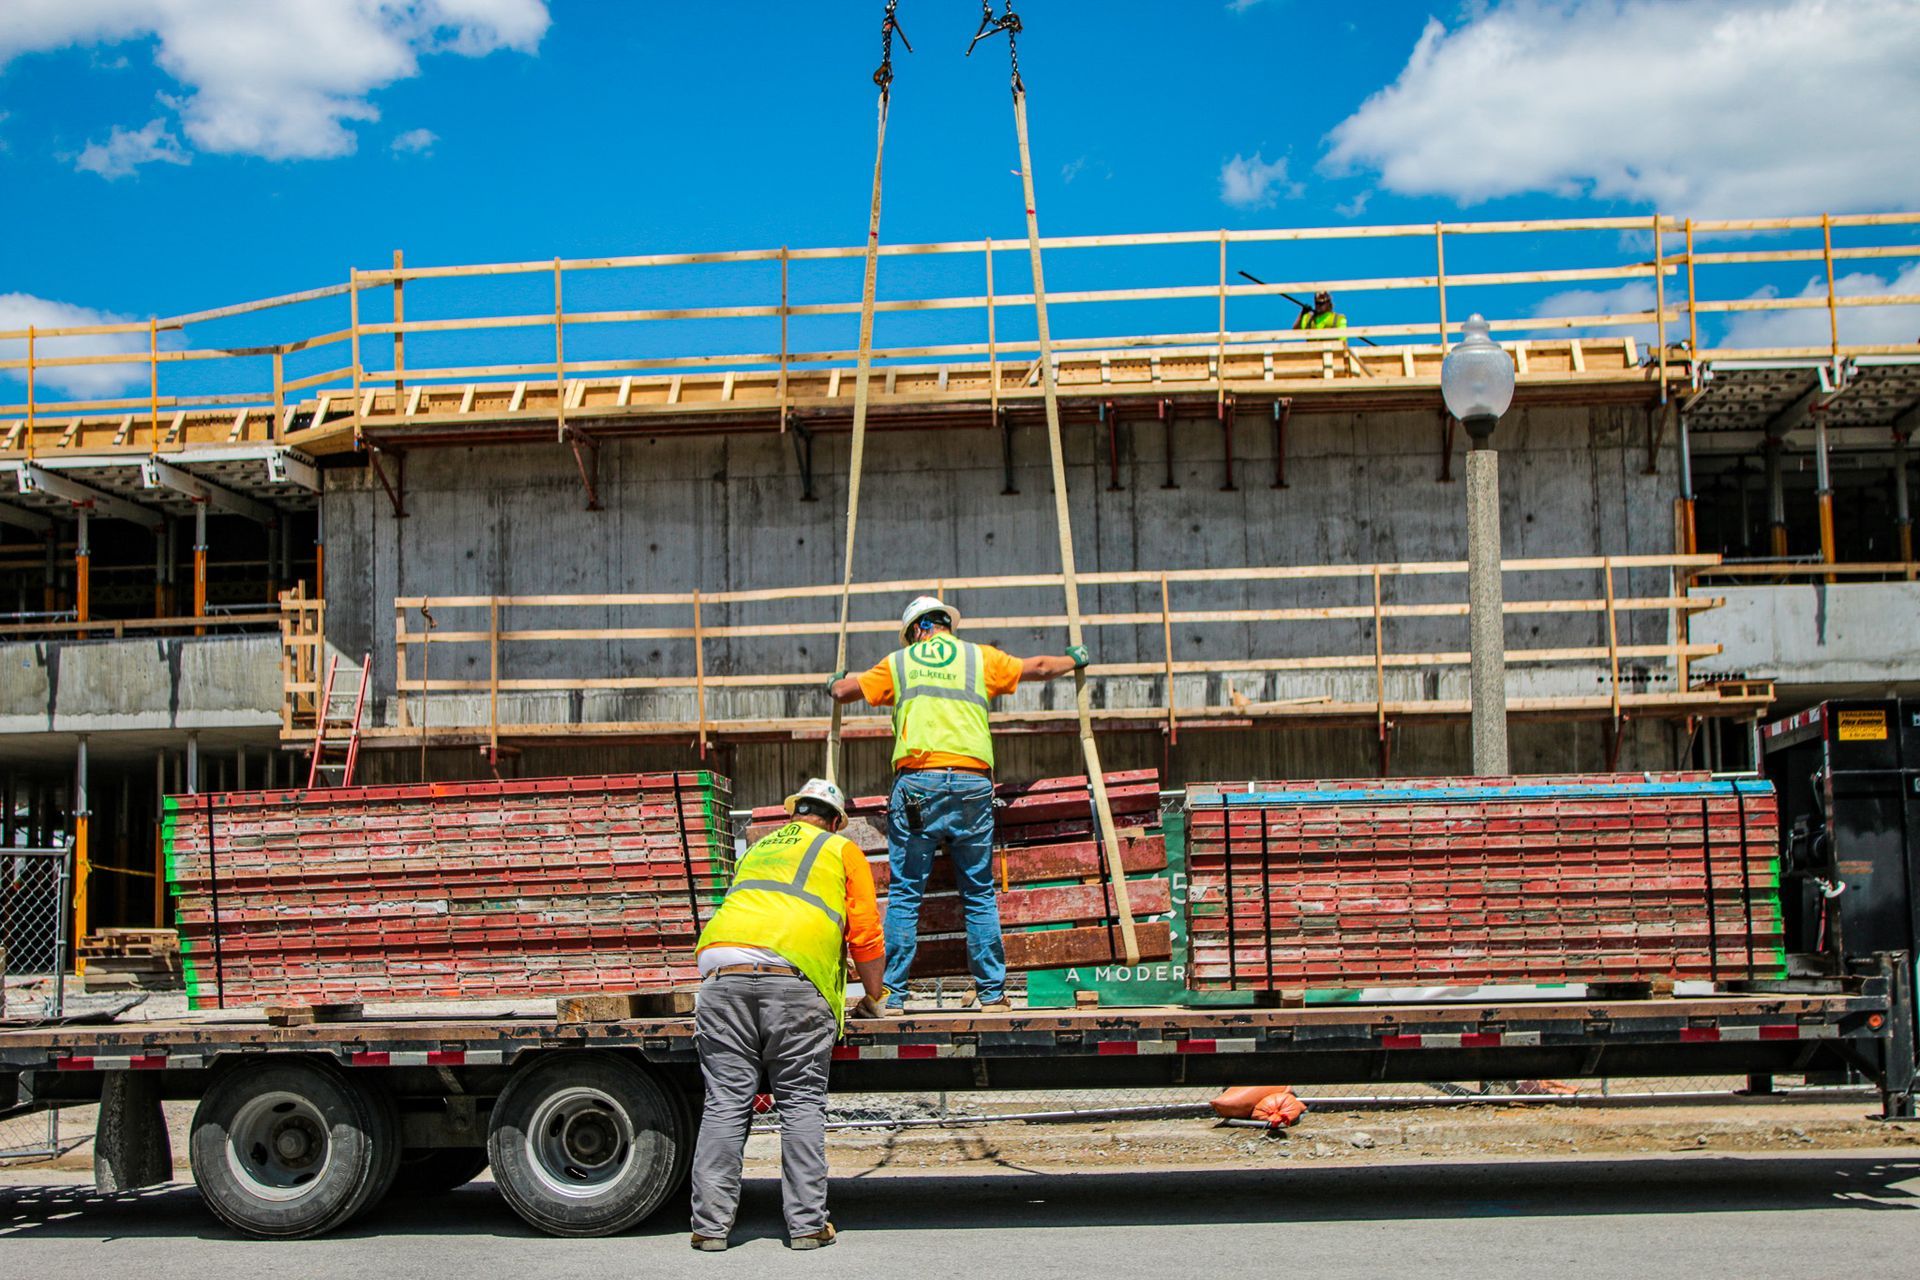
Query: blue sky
[[2, 0, 1918, 401]]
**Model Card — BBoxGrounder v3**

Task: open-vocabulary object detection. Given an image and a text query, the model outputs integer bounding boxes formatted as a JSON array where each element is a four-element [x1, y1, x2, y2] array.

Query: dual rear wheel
[[188, 1051, 690, 1239]]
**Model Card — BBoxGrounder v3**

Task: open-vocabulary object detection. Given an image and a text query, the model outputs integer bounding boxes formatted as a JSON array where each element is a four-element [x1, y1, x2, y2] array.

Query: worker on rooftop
[[1295, 290, 1346, 332], [827, 597, 1088, 1014], [688, 777, 886, 1253]]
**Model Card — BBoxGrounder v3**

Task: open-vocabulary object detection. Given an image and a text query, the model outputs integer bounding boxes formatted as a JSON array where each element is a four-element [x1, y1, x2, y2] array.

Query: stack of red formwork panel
[[164, 773, 731, 1009], [746, 770, 1174, 977], [1184, 773, 1785, 993]]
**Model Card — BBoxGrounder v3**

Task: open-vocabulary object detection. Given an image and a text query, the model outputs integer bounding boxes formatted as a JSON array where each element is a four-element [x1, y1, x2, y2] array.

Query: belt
[[704, 962, 802, 979]]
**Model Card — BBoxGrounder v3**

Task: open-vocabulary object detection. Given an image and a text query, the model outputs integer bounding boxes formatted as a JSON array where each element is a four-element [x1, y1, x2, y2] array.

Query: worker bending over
[[1294, 290, 1346, 332], [688, 778, 886, 1252], [827, 596, 1087, 1013]]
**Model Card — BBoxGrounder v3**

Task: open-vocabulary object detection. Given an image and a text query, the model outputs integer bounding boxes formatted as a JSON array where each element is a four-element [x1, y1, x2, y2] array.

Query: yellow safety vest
[[1296, 310, 1346, 330], [888, 636, 994, 769], [697, 821, 854, 1027]]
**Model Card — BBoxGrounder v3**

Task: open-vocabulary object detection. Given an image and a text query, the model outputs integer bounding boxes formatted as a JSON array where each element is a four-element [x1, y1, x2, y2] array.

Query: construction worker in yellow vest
[[826, 596, 1088, 1014], [1294, 290, 1346, 331], [688, 778, 885, 1252]]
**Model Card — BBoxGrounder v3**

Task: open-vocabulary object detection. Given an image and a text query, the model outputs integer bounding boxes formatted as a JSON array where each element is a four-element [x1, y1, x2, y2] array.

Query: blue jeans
[[884, 769, 1004, 1005]]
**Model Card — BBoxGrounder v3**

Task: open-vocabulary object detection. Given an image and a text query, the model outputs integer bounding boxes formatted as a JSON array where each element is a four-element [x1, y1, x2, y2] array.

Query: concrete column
[[1814, 410, 1836, 579], [1676, 413, 1696, 555], [186, 732, 199, 794], [1466, 448, 1509, 776], [1765, 438, 1788, 558]]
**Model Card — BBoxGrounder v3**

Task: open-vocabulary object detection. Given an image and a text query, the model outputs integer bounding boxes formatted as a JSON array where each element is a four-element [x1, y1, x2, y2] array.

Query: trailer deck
[[4, 988, 1899, 1098]]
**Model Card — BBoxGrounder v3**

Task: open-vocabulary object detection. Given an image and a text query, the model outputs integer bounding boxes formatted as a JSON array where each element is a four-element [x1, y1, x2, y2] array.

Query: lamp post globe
[[1441, 314, 1516, 445]]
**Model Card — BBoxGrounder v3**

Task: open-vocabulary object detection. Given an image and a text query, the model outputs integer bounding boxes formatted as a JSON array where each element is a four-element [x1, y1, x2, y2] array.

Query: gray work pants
[[689, 973, 836, 1239]]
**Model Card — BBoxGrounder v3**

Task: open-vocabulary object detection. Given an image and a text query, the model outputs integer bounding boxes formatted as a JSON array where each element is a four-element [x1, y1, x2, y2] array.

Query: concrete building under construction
[[2, 209, 1917, 944]]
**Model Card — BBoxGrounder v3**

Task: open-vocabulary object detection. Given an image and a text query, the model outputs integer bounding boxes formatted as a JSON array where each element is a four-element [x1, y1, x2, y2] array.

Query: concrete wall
[[326, 402, 1679, 793], [1691, 581, 1920, 690], [0, 635, 282, 735]]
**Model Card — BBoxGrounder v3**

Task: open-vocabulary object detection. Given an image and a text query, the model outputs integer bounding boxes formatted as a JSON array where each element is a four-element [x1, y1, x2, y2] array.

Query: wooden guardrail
[[6, 212, 1918, 454], [332, 552, 1754, 753]]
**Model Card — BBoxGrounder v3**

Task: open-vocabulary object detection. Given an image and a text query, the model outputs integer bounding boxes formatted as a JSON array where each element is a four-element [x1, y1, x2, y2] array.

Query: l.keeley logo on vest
[[915, 637, 959, 669]]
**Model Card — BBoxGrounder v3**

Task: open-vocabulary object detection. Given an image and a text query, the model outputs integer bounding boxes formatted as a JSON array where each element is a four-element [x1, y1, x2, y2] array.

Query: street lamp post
[[1441, 315, 1517, 777]]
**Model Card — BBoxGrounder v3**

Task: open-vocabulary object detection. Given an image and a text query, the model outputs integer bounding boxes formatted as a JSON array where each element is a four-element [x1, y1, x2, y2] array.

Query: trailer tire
[[188, 1058, 392, 1240], [387, 1147, 491, 1197], [487, 1052, 687, 1237]]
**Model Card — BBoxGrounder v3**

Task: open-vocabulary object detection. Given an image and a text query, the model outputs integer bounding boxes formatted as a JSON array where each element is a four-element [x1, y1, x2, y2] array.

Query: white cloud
[[0, 294, 150, 398], [1720, 263, 1920, 350], [391, 126, 438, 155], [1220, 152, 1296, 208], [1324, 0, 1920, 216], [1530, 280, 1660, 345], [0, 0, 549, 164], [75, 117, 189, 178]]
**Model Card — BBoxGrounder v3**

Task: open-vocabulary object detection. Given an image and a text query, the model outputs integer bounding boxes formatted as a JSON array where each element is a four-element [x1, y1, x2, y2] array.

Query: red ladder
[[307, 651, 371, 789]]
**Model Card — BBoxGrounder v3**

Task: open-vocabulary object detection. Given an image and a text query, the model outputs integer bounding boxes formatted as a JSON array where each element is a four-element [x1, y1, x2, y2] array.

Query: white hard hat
[[784, 777, 849, 821], [900, 595, 960, 639]]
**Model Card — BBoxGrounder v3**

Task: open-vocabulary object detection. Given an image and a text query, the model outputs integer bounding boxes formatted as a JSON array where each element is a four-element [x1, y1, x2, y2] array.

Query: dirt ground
[[9, 1096, 1918, 1180]]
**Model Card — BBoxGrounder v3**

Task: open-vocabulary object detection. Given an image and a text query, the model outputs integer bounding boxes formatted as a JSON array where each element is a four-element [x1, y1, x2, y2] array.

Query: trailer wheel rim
[[527, 1086, 635, 1199], [225, 1090, 334, 1202]]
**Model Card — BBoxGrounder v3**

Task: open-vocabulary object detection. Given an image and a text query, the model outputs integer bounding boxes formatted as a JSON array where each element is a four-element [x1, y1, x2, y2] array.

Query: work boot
[[884, 1003, 907, 1018], [979, 998, 1013, 1014], [690, 1234, 728, 1252], [790, 1223, 837, 1250]]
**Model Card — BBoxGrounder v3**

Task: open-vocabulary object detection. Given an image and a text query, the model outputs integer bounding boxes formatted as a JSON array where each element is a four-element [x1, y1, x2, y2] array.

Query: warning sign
[[1837, 710, 1889, 741]]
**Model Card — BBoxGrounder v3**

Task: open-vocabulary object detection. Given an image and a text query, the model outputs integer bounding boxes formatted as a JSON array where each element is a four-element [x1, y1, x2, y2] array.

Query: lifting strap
[[825, 3, 906, 786], [992, 3, 1140, 965]]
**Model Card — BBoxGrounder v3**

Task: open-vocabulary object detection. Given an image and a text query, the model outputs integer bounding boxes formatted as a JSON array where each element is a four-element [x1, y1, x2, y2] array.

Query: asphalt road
[[4, 1153, 1920, 1279]]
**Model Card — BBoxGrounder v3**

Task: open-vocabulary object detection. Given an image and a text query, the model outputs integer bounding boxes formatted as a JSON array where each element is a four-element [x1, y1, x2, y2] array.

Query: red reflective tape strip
[[1680, 1027, 1720, 1043], [1097, 1041, 1139, 1056], [1381, 1034, 1421, 1049], [130, 1054, 168, 1070], [831, 1046, 860, 1061], [56, 1056, 92, 1071], [1460, 1032, 1503, 1048], [351, 1051, 391, 1066], [1176, 1039, 1217, 1054], [426, 1050, 466, 1066], [897, 1044, 938, 1060], [1759, 1025, 1800, 1041]]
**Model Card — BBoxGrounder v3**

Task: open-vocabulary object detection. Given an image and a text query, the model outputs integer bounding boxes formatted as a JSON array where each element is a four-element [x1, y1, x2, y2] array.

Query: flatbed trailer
[[4, 966, 1915, 1239]]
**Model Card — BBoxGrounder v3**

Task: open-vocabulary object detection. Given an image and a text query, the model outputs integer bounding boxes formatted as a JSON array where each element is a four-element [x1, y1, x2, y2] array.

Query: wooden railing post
[[553, 257, 566, 439], [777, 246, 790, 431], [1434, 223, 1449, 346], [23, 325, 33, 455], [1371, 564, 1388, 774], [148, 318, 160, 452], [1603, 556, 1622, 726], [1159, 573, 1177, 744], [348, 267, 362, 445], [392, 249, 406, 393], [984, 235, 999, 418], [1653, 213, 1669, 393], [488, 597, 501, 762], [693, 589, 708, 758]]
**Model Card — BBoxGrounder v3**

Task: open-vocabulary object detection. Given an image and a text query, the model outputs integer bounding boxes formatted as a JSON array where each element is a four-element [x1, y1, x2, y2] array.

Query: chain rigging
[[966, 1, 1023, 90]]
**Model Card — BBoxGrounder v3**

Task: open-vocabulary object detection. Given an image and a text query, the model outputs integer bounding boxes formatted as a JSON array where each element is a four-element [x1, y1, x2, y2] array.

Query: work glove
[[825, 670, 848, 696], [851, 989, 889, 1020], [1065, 644, 1090, 670]]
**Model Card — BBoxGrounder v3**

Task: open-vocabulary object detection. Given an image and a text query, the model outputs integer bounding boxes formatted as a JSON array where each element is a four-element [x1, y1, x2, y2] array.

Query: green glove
[[826, 670, 848, 696], [1066, 645, 1090, 670]]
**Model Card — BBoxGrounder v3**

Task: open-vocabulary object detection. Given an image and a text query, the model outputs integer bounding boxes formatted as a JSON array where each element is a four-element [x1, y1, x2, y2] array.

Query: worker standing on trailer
[[1294, 289, 1346, 331], [827, 596, 1088, 1014], [688, 778, 887, 1253]]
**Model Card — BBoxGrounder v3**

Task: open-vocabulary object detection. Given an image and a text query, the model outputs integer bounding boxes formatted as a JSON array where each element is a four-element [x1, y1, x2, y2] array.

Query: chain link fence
[[1, 848, 70, 1163]]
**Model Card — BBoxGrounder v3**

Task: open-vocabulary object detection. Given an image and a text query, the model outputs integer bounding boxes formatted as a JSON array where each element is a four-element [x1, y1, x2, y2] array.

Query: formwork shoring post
[[75, 511, 90, 624], [74, 735, 90, 962], [1895, 427, 1914, 579], [192, 504, 208, 636]]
